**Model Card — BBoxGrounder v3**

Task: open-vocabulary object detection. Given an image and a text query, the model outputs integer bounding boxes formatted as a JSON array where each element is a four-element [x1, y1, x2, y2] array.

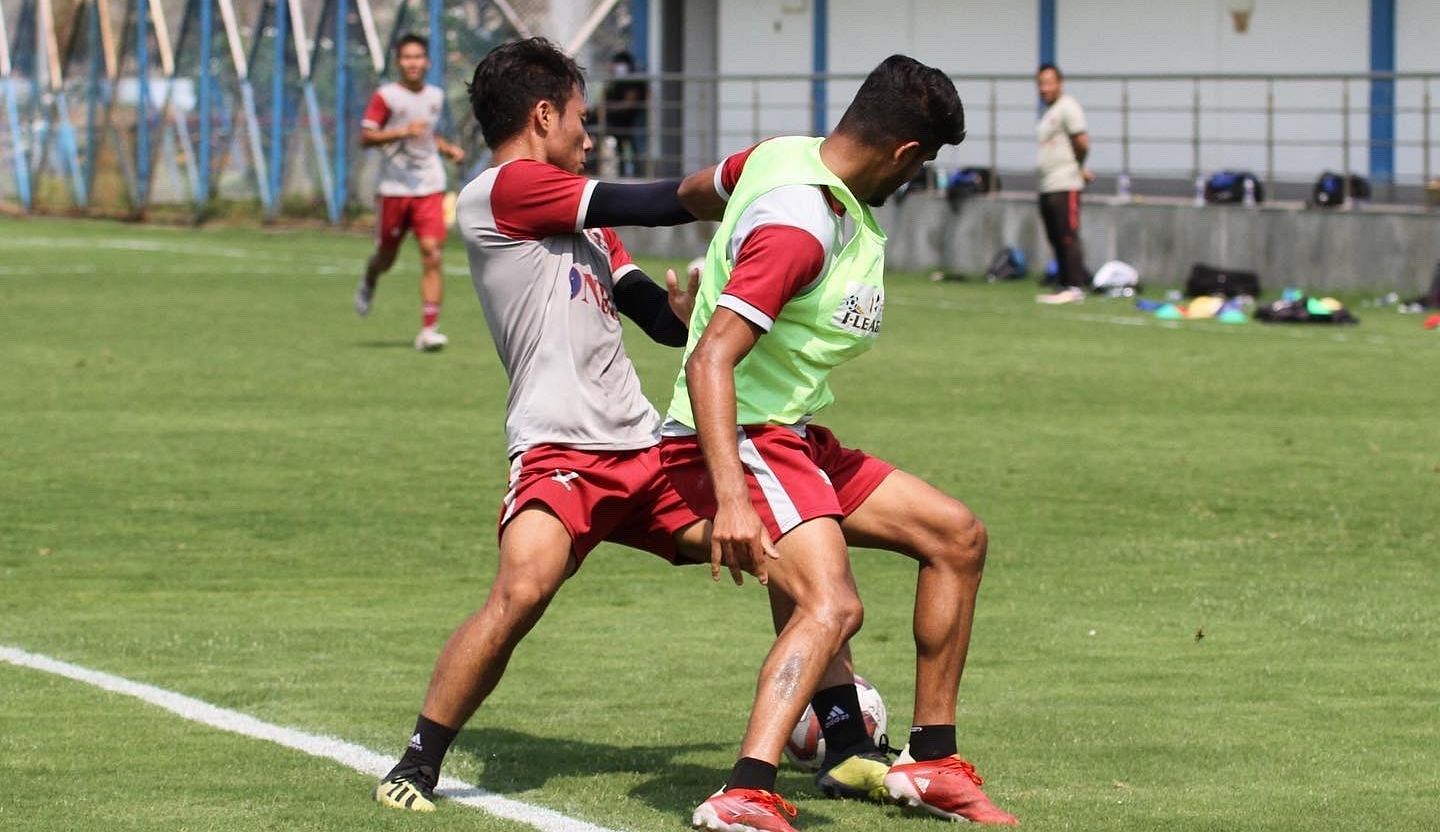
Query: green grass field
[[2, 216, 1437, 831]]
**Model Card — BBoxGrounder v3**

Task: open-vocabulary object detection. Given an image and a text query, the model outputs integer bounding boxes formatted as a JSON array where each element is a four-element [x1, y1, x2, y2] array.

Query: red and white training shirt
[[456, 159, 658, 457], [708, 144, 849, 332], [361, 82, 446, 197]]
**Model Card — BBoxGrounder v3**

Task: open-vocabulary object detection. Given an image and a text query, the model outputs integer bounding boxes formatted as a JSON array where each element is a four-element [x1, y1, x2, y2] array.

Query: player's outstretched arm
[[685, 310, 780, 586], [678, 164, 726, 221], [584, 179, 698, 228]]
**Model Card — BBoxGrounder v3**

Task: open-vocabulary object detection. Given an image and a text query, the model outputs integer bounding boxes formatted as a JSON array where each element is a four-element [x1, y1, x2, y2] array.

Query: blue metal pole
[[85, 0, 101, 195], [333, 0, 348, 222], [198, 0, 213, 206], [629, 0, 649, 71], [811, 0, 826, 136], [1369, 0, 1395, 183], [1039, 0, 1056, 67], [426, 0, 441, 87], [269, 0, 286, 216], [3, 78, 31, 210], [136, 0, 151, 208]]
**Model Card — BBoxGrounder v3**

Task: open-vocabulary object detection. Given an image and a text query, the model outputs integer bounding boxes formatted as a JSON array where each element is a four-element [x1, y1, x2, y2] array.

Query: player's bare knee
[[490, 577, 556, 620], [932, 506, 988, 576], [815, 594, 865, 645], [373, 245, 400, 271]]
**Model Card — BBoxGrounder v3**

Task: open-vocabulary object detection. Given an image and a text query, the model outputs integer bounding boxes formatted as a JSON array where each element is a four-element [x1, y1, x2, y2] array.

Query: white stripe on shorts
[[501, 452, 526, 524], [736, 428, 803, 534]]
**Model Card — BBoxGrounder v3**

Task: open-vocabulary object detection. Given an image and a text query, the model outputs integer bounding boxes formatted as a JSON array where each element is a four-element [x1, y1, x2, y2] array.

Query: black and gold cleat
[[373, 764, 438, 812], [815, 751, 892, 802]]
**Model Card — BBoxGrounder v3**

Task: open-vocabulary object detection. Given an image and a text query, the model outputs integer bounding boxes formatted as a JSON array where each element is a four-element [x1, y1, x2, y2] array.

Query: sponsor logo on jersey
[[832, 282, 884, 335], [568, 263, 619, 320]]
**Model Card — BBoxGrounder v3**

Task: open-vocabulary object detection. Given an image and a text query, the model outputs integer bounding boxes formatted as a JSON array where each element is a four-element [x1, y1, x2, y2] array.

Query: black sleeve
[[613, 269, 689, 347], [585, 180, 695, 228]]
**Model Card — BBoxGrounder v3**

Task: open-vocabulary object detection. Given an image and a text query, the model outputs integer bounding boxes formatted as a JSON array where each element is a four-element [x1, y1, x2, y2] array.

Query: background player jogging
[[664, 55, 1019, 830], [355, 33, 466, 351]]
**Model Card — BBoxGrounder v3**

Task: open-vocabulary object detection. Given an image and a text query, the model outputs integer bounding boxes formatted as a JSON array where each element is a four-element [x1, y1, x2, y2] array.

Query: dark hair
[[611, 51, 635, 67], [1036, 62, 1063, 80], [468, 37, 586, 147], [834, 55, 965, 152], [395, 33, 428, 55]]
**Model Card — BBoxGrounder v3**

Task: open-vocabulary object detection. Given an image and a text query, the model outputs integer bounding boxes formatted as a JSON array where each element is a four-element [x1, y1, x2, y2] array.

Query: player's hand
[[710, 497, 780, 586], [1082, 168, 1097, 184], [404, 120, 428, 139], [443, 144, 466, 163], [664, 263, 701, 325]]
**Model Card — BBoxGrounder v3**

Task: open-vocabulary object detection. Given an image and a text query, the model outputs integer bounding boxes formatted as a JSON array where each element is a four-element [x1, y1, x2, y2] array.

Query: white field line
[[0, 644, 623, 832], [0, 235, 346, 267]]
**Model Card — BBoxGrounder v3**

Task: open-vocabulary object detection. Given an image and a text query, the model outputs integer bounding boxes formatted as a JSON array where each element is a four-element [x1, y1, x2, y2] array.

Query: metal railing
[[591, 70, 1440, 206]]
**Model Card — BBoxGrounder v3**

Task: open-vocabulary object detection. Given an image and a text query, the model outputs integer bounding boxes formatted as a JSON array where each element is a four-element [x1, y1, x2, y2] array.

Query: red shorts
[[377, 193, 447, 246], [498, 443, 702, 565], [659, 424, 895, 541]]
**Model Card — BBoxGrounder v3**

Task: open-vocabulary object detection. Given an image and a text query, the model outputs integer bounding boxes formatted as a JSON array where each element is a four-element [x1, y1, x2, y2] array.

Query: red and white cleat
[[885, 750, 1019, 825], [692, 788, 799, 832]]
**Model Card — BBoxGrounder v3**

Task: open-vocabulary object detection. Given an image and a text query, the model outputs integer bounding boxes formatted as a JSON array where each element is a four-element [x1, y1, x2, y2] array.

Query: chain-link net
[[0, 0, 629, 220]]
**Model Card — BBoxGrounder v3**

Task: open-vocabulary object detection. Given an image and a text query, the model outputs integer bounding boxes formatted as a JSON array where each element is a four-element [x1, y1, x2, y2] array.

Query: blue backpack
[[984, 246, 1027, 282]]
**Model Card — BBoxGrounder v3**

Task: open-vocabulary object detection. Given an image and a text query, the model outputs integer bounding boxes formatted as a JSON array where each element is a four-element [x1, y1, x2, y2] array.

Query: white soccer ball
[[687, 256, 706, 278], [783, 675, 888, 771]]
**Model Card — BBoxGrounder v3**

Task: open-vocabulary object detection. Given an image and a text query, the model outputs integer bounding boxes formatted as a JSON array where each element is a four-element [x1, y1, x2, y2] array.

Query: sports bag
[[1312, 172, 1372, 208], [984, 246, 1027, 282], [1205, 171, 1264, 204], [1185, 263, 1261, 298]]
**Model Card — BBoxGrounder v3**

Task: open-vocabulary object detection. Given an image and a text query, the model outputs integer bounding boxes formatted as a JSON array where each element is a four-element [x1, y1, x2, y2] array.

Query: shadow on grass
[[448, 728, 889, 827]]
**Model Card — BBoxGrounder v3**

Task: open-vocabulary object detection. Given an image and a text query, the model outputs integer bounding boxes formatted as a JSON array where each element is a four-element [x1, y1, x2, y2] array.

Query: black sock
[[393, 714, 459, 783], [725, 757, 779, 792], [907, 724, 957, 761], [811, 684, 874, 762]]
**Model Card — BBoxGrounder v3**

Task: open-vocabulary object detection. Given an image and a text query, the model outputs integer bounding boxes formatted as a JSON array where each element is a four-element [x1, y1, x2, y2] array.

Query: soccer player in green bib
[[663, 56, 1018, 829]]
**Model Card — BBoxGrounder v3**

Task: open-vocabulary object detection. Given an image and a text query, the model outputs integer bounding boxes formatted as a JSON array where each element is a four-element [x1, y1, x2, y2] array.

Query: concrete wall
[[703, 0, 1440, 184], [622, 198, 1440, 294]]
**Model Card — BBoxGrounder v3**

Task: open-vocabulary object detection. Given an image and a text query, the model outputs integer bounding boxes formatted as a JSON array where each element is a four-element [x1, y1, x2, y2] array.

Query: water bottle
[[1193, 176, 1206, 206], [1242, 177, 1257, 208], [1117, 173, 1132, 201]]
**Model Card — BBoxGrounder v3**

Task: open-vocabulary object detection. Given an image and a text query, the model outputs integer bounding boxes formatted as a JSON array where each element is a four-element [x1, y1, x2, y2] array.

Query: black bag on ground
[[983, 246, 1027, 282], [1312, 172, 1373, 207], [1185, 264, 1261, 298], [1205, 170, 1264, 204], [1254, 296, 1358, 324]]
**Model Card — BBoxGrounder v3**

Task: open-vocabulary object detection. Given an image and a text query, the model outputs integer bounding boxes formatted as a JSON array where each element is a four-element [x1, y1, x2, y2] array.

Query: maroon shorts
[[498, 443, 702, 565], [377, 193, 446, 246], [659, 424, 895, 541]]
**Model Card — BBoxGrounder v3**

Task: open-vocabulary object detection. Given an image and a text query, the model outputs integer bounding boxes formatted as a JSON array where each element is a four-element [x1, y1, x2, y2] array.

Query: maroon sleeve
[[361, 91, 390, 129], [719, 225, 826, 326], [715, 144, 759, 199], [599, 228, 637, 274], [491, 159, 593, 240]]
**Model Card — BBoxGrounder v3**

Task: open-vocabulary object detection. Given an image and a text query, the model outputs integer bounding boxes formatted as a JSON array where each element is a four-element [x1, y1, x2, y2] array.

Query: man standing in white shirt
[[356, 34, 466, 351], [1034, 63, 1093, 305]]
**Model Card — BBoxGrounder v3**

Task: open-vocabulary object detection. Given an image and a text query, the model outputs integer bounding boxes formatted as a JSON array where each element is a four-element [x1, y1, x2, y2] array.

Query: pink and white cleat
[[692, 787, 799, 832], [885, 749, 1019, 825]]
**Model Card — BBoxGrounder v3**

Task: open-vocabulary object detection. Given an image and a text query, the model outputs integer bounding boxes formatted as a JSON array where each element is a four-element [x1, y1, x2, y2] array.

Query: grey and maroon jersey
[[361, 82, 447, 197], [457, 159, 659, 457]]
